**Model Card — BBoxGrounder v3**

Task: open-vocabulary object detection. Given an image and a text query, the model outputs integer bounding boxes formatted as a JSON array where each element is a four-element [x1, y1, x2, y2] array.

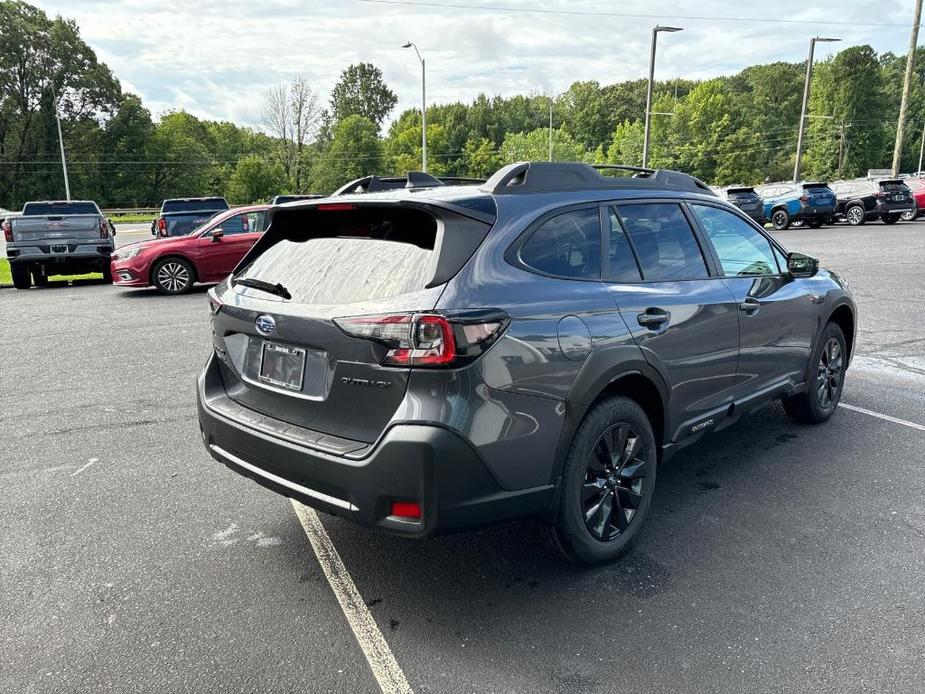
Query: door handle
[[637, 308, 670, 328], [739, 297, 760, 314]]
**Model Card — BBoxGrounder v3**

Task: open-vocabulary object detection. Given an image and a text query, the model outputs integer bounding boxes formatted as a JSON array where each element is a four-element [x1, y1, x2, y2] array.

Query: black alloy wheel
[[815, 336, 844, 411], [582, 424, 649, 541], [772, 209, 790, 230]]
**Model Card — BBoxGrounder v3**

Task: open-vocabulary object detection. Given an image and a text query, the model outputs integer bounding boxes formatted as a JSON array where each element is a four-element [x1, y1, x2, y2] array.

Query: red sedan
[[902, 177, 925, 220], [112, 205, 269, 294]]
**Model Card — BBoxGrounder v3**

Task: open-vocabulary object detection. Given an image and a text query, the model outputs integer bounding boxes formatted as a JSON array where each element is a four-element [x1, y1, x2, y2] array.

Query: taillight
[[334, 311, 508, 368], [157, 218, 167, 235], [99, 219, 109, 238], [799, 195, 809, 202], [207, 288, 222, 315], [1, 220, 11, 243], [874, 191, 885, 198]]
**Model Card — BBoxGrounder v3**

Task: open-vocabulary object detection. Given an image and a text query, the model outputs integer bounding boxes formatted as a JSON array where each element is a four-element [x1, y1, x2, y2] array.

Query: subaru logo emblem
[[255, 314, 276, 336]]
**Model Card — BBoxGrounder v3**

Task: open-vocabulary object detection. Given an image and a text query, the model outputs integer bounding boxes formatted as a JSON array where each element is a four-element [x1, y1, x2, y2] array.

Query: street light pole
[[892, 0, 923, 176], [642, 25, 682, 168], [793, 36, 840, 182], [402, 42, 427, 173], [50, 84, 71, 201]]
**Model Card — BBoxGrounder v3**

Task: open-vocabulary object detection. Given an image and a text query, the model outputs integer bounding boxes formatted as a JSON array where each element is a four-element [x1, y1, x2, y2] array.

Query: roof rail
[[333, 171, 477, 196], [480, 161, 716, 197]]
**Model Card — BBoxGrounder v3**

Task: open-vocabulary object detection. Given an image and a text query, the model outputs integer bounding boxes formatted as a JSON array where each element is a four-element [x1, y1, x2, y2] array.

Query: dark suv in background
[[197, 162, 856, 565], [721, 186, 765, 225], [830, 179, 915, 225], [152, 197, 229, 237]]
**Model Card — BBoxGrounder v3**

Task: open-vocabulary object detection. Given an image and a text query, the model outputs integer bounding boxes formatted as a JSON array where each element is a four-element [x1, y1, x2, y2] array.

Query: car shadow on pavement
[[116, 284, 212, 298], [277, 400, 839, 666]]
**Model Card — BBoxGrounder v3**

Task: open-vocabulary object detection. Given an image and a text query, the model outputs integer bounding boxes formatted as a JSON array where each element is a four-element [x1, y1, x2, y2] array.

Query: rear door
[[688, 203, 815, 396], [603, 201, 740, 440], [197, 212, 260, 281]]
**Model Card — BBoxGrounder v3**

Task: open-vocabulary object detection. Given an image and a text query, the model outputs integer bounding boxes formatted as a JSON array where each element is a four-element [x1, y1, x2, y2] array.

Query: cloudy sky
[[38, 0, 920, 129]]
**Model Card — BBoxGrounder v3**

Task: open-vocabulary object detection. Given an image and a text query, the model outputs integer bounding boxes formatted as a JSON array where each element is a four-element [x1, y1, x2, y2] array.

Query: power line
[[359, 0, 921, 28]]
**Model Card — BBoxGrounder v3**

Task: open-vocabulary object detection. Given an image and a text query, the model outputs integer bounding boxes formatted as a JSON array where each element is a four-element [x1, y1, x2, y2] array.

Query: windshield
[[162, 198, 228, 213], [23, 201, 99, 215]]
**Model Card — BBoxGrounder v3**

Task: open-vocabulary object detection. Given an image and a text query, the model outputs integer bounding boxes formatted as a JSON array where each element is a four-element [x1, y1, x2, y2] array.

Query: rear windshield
[[727, 189, 758, 200], [162, 198, 229, 213], [167, 212, 221, 236], [23, 201, 99, 216], [879, 180, 910, 191], [237, 205, 491, 305]]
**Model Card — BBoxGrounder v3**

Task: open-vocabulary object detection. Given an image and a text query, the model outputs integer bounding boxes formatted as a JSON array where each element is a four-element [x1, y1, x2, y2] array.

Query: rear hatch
[[878, 179, 912, 204], [725, 187, 762, 213], [801, 183, 835, 210], [210, 198, 495, 447], [13, 201, 102, 242]]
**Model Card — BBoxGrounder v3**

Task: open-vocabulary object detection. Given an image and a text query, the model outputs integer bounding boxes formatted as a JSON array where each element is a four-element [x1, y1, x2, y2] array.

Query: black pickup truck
[[151, 197, 229, 237]]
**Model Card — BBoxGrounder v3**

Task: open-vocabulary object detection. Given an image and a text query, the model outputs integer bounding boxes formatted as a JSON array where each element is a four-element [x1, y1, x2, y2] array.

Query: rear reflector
[[390, 501, 421, 519]]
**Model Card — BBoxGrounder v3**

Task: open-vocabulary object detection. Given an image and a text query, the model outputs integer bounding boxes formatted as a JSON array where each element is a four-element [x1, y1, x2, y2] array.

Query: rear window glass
[[168, 213, 220, 236], [162, 198, 229, 213], [237, 206, 487, 305], [23, 202, 98, 216], [519, 208, 601, 279], [879, 180, 910, 192]]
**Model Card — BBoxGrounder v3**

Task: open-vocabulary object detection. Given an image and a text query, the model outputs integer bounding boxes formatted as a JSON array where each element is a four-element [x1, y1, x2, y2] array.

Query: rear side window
[[23, 202, 99, 216], [519, 208, 601, 279], [238, 206, 491, 304], [690, 205, 777, 277], [607, 209, 643, 282], [615, 203, 708, 281]]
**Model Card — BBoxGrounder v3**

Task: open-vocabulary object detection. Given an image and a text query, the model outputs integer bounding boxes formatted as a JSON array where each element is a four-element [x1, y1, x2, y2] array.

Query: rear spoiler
[[801, 182, 830, 188], [332, 172, 486, 195]]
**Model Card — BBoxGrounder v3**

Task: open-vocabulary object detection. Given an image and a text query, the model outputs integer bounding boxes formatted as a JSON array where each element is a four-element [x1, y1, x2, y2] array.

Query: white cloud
[[38, 0, 918, 129]]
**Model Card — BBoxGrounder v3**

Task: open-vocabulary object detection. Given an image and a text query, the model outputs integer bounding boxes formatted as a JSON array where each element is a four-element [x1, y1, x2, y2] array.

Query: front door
[[197, 212, 262, 281], [604, 202, 741, 442], [687, 203, 816, 397]]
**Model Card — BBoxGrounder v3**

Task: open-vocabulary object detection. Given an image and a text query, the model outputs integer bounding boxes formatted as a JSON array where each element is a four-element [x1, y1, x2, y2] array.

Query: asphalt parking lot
[[2, 221, 924, 693]]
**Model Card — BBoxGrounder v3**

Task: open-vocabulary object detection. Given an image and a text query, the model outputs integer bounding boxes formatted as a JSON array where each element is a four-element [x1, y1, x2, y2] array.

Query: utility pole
[[50, 84, 71, 201], [837, 122, 849, 179], [548, 100, 553, 161], [642, 25, 682, 168], [918, 119, 925, 173], [892, 0, 923, 176], [794, 37, 840, 182], [402, 42, 427, 172]]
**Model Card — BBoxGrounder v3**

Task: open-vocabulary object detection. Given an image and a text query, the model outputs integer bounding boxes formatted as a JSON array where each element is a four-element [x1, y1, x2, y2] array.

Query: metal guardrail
[[103, 207, 159, 217]]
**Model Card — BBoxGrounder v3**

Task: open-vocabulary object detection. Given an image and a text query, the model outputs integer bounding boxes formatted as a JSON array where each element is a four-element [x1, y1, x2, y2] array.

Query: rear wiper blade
[[232, 277, 292, 300]]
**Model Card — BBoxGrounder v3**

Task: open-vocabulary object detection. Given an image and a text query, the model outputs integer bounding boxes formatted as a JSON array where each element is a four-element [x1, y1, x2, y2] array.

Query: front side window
[[690, 204, 777, 277], [615, 203, 708, 281], [519, 208, 601, 279]]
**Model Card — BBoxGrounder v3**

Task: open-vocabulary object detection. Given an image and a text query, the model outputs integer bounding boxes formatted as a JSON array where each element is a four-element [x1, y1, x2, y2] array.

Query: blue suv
[[755, 182, 836, 230], [197, 162, 856, 564]]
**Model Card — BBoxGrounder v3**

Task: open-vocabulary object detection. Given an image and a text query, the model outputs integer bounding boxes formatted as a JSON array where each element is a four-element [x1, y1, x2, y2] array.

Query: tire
[[782, 322, 847, 424], [808, 219, 823, 229], [544, 396, 658, 565], [101, 262, 113, 284], [10, 263, 31, 289], [32, 267, 48, 286], [152, 257, 194, 294], [771, 209, 790, 230], [882, 214, 899, 225], [845, 204, 866, 226], [901, 208, 917, 221]]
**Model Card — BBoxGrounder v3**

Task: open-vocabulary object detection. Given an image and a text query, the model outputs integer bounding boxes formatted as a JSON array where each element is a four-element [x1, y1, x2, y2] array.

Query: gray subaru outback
[[197, 162, 856, 565]]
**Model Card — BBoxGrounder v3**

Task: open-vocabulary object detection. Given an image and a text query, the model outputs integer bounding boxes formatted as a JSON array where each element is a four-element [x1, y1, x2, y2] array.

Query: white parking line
[[70, 458, 99, 476], [291, 501, 413, 694], [839, 403, 925, 432]]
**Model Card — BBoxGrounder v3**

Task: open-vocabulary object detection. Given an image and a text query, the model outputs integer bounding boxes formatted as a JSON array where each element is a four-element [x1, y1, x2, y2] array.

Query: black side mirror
[[108, 219, 116, 235], [211, 228, 224, 241], [787, 252, 818, 278]]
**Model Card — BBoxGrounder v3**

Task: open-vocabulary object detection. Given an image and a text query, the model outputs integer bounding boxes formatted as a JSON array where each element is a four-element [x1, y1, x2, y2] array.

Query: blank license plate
[[50, 244, 67, 253], [258, 341, 305, 391]]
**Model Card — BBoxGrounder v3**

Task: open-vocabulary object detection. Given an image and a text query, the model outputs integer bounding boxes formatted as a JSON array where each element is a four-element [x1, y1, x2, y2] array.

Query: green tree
[[463, 137, 502, 178], [329, 63, 397, 129], [500, 127, 586, 163], [310, 115, 382, 192], [227, 155, 286, 203], [145, 111, 213, 201]]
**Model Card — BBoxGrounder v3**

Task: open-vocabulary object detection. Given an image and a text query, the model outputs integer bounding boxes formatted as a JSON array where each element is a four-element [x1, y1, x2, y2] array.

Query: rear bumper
[[876, 200, 915, 216], [8, 244, 112, 264], [196, 353, 554, 536], [795, 204, 834, 222]]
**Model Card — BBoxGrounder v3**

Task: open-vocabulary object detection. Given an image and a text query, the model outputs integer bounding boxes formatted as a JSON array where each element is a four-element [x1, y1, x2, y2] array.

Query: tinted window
[[607, 209, 642, 282], [23, 201, 99, 216], [616, 203, 708, 281], [214, 213, 248, 236], [169, 213, 219, 236], [691, 205, 777, 277], [162, 198, 229, 213], [519, 208, 601, 279]]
